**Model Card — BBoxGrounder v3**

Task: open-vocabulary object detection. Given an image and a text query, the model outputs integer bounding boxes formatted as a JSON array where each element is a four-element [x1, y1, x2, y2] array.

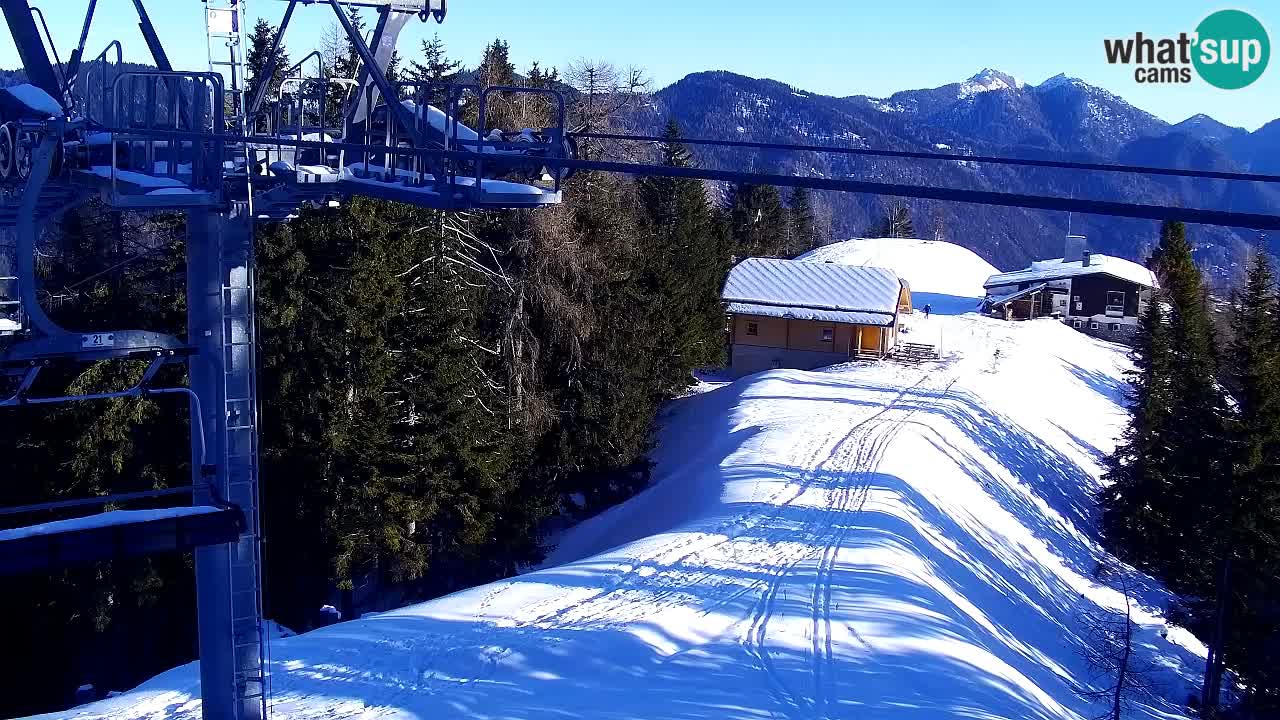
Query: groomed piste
[[41, 240, 1207, 720]]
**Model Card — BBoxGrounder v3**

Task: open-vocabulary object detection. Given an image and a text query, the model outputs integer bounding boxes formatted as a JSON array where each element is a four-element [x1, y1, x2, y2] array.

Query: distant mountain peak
[[1036, 73, 1084, 91], [1176, 112, 1237, 129], [959, 68, 1024, 97], [1173, 112, 1246, 141]]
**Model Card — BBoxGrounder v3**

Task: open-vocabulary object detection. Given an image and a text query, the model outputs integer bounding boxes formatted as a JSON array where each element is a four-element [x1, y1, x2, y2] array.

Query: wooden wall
[[732, 314, 888, 356], [898, 286, 913, 315], [732, 314, 787, 348]]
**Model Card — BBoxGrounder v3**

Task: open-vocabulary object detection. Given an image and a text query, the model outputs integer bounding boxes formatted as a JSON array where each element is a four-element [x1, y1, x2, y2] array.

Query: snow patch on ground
[[799, 237, 997, 301]]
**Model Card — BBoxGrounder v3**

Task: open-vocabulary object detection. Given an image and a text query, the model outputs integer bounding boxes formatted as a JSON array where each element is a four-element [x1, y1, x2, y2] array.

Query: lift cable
[[570, 131, 1280, 185], [49, 119, 1280, 231], [555, 154, 1280, 231]]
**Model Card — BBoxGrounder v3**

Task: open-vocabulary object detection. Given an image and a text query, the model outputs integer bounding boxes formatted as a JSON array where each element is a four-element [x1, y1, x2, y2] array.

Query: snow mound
[[799, 237, 997, 301], [43, 312, 1206, 720]]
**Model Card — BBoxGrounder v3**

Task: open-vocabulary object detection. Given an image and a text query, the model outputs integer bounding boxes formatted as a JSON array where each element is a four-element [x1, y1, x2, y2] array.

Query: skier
[[923, 303, 932, 319]]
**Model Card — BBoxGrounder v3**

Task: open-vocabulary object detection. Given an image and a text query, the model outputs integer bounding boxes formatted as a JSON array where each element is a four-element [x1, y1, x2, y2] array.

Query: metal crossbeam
[[0, 486, 196, 517]]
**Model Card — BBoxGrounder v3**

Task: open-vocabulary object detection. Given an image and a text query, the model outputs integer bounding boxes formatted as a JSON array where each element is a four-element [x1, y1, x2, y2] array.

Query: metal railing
[[76, 40, 122, 127], [109, 71, 226, 196], [349, 81, 569, 201]]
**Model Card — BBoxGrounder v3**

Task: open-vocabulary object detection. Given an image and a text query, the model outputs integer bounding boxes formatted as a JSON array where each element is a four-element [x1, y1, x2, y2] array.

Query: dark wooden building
[[983, 248, 1157, 343]]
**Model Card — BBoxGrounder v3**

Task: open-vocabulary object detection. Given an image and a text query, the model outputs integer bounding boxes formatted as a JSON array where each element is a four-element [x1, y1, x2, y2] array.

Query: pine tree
[[876, 202, 915, 238], [471, 39, 518, 129], [1157, 222, 1229, 597], [729, 183, 788, 257], [1102, 221, 1227, 591], [639, 119, 729, 389], [1101, 284, 1177, 570], [245, 19, 290, 116], [786, 186, 817, 256], [1207, 248, 1280, 714], [0, 204, 194, 714], [408, 33, 461, 86]]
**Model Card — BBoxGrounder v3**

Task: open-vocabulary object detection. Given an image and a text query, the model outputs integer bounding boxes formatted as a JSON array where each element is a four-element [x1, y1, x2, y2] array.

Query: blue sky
[[4, 0, 1276, 130]]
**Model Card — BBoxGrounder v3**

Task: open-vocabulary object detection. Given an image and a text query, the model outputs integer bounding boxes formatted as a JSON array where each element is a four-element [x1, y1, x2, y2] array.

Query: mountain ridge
[[645, 68, 1280, 275]]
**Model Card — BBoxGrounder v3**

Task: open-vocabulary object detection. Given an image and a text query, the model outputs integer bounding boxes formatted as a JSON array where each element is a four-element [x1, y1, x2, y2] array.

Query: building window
[[1090, 322, 1100, 330], [1073, 296, 1080, 302], [1074, 301, 1083, 312], [746, 321, 759, 336], [1110, 323, 1122, 332], [821, 328, 834, 342], [1106, 291, 1126, 317], [1073, 319, 1084, 329]]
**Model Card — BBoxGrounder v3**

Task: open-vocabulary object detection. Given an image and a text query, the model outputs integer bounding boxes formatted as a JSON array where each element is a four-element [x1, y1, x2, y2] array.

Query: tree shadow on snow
[[1059, 359, 1130, 407], [220, 464, 1198, 720]]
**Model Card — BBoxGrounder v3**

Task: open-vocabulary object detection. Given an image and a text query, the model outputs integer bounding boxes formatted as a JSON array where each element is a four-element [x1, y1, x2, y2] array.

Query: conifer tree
[[246, 19, 290, 117], [729, 183, 788, 257], [786, 186, 817, 256], [639, 119, 728, 388], [408, 33, 462, 86], [1205, 248, 1280, 714], [1157, 221, 1229, 595], [474, 39, 517, 128], [876, 202, 915, 238], [477, 39, 515, 87], [1103, 221, 1227, 592], [1101, 284, 1176, 569]]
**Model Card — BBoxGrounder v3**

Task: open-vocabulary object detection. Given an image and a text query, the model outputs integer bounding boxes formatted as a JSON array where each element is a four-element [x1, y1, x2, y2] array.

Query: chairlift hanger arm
[[247, 0, 299, 120], [130, 0, 175, 72], [0, 0, 64, 103], [66, 0, 101, 85], [326, 0, 423, 145]]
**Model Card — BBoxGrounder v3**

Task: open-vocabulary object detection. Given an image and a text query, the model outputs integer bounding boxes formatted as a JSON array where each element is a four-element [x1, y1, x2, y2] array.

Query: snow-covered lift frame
[[0, 2, 565, 720]]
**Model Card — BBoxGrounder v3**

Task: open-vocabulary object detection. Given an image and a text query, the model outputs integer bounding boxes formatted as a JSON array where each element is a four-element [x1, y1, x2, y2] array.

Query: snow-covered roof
[[984, 254, 1157, 290], [723, 258, 903, 320], [725, 302, 895, 327]]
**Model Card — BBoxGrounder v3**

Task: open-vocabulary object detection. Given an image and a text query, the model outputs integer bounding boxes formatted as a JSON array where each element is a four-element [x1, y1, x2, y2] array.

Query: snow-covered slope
[[799, 238, 998, 309], [40, 246, 1205, 720]]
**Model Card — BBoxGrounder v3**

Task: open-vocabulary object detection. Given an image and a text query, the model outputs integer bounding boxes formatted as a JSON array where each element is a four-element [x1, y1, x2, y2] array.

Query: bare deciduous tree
[[565, 59, 650, 161], [1075, 564, 1162, 720]]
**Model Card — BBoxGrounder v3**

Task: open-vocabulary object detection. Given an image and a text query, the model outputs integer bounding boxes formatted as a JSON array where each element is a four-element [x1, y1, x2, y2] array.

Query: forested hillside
[[0, 28, 819, 716]]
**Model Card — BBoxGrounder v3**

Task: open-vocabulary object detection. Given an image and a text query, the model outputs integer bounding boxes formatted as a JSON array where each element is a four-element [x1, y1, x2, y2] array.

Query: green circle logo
[[1193, 9, 1270, 89]]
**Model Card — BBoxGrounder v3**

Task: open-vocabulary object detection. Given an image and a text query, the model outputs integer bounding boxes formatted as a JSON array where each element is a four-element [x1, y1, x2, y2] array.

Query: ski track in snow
[[38, 241, 1208, 720]]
